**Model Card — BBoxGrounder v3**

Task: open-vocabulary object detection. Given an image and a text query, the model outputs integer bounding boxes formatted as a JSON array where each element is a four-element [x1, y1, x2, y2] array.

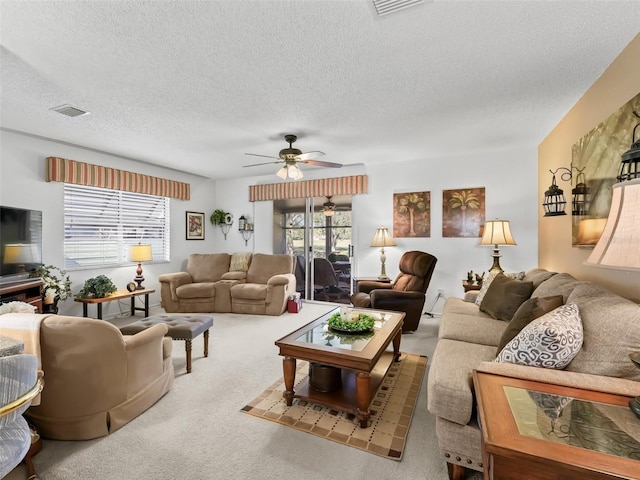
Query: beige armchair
[[24, 315, 173, 440]]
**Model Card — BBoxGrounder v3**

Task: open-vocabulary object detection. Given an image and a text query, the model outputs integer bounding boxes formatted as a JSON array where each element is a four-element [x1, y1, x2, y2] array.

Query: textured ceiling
[[1, 1, 639, 180]]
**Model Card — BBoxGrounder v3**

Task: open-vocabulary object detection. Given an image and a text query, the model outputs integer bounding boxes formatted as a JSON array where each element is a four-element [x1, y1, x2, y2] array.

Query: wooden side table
[[473, 371, 639, 480], [74, 288, 155, 319]]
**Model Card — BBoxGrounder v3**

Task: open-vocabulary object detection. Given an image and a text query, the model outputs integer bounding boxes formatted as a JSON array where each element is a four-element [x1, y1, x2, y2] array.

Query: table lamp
[[370, 226, 396, 280], [479, 220, 516, 273], [129, 243, 153, 290]]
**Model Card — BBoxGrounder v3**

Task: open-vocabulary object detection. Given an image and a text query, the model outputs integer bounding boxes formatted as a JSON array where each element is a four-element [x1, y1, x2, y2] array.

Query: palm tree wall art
[[443, 187, 485, 237], [393, 191, 430, 238]]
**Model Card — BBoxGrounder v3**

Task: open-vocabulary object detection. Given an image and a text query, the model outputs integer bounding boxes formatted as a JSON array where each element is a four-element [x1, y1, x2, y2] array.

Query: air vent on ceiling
[[50, 104, 90, 117], [372, 0, 424, 16]]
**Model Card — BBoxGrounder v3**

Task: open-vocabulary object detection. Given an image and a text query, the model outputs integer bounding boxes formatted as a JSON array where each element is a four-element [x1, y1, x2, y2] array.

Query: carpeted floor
[[7, 302, 481, 480], [242, 353, 427, 460]]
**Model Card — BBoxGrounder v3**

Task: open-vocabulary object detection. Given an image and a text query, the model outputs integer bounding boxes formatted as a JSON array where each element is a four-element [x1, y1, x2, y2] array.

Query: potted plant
[[30, 264, 73, 313], [210, 209, 230, 225], [76, 275, 117, 298]]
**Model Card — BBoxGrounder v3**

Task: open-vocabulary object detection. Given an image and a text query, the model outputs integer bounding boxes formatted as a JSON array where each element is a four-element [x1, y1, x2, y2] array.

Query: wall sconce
[[478, 219, 517, 273], [370, 226, 396, 280], [219, 213, 234, 240], [129, 243, 153, 290], [542, 167, 589, 217], [239, 216, 254, 246], [617, 110, 640, 182]]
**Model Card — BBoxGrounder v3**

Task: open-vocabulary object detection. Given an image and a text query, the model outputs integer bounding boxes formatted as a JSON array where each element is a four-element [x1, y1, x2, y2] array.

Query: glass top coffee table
[[275, 307, 404, 428]]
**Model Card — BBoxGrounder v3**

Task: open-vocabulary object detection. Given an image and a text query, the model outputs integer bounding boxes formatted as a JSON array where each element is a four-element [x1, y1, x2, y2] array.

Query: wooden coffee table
[[275, 307, 404, 428], [473, 371, 640, 480]]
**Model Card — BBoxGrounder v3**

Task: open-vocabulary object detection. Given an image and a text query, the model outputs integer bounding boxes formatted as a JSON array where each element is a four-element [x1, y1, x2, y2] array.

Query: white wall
[[1, 129, 539, 320], [0, 130, 217, 317], [213, 149, 539, 315]]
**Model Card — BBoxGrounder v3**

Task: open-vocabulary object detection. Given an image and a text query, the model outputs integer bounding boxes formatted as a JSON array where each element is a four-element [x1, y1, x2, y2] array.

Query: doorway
[[273, 195, 353, 304]]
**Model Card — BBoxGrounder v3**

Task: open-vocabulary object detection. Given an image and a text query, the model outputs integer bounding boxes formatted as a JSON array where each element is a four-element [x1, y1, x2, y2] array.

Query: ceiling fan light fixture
[[276, 166, 288, 179], [288, 165, 303, 180]]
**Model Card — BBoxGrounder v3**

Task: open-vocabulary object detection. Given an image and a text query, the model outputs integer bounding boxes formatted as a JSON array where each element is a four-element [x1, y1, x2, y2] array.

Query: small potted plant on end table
[[30, 265, 72, 314]]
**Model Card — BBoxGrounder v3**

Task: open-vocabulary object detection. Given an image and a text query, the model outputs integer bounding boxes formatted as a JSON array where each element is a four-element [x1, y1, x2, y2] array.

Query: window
[[63, 184, 170, 269]]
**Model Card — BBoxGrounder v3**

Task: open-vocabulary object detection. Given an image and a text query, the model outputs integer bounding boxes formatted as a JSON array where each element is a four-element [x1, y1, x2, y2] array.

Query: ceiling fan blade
[[299, 159, 343, 168], [244, 153, 281, 160], [296, 151, 325, 161], [243, 160, 284, 168]]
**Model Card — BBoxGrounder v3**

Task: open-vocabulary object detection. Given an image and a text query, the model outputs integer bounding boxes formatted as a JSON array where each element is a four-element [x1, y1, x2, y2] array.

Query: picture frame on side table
[[186, 211, 205, 240]]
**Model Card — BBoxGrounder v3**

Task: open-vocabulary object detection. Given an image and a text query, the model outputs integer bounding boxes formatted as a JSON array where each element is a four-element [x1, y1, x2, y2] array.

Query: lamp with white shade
[[478, 220, 517, 273], [370, 226, 396, 280], [129, 244, 153, 290], [585, 178, 640, 270]]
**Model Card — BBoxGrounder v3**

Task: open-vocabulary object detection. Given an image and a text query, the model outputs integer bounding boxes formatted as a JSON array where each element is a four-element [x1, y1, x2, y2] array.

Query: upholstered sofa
[[427, 268, 640, 479], [158, 253, 296, 316], [0, 313, 173, 440]]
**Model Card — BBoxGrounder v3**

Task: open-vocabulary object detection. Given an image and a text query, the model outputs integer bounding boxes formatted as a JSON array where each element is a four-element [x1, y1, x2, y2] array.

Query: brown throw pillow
[[497, 295, 564, 351], [479, 273, 534, 321]]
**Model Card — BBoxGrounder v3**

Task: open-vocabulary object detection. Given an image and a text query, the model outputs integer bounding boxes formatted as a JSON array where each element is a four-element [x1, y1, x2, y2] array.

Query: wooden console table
[[75, 288, 154, 319], [473, 371, 639, 480], [0, 278, 44, 313]]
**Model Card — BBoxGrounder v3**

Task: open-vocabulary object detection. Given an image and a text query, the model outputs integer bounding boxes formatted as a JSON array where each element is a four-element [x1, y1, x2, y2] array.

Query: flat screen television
[[0, 206, 43, 284]]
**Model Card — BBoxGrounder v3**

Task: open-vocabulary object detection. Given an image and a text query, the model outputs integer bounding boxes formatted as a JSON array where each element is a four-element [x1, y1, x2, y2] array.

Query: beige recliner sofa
[[159, 253, 296, 316], [3, 314, 174, 440]]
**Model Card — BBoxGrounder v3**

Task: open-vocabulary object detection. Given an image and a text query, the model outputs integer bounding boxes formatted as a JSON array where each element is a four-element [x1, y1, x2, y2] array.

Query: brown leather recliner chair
[[351, 250, 437, 332]]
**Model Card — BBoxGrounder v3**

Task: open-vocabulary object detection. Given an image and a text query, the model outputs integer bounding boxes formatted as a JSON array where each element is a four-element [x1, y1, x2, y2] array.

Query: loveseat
[[158, 253, 296, 316], [0, 313, 174, 440], [427, 268, 640, 479]]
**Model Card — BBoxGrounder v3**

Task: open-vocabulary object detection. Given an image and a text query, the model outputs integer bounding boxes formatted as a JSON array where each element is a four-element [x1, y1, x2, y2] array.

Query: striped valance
[[249, 175, 368, 201], [46, 157, 190, 200]]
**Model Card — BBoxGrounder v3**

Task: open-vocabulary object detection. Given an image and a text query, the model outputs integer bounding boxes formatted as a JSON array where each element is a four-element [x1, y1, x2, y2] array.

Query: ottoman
[[120, 315, 213, 373]]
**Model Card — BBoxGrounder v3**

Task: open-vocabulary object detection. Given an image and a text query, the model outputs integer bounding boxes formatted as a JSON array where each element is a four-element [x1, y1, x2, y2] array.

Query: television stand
[[0, 278, 44, 313]]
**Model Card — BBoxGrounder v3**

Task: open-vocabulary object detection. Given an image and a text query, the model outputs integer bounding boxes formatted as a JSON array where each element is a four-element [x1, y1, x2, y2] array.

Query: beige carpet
[[242, 353, 427, 460]]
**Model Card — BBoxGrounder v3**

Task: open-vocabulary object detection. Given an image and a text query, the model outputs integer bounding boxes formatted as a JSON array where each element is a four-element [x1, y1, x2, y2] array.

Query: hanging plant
[[210, 209, 229, 225]]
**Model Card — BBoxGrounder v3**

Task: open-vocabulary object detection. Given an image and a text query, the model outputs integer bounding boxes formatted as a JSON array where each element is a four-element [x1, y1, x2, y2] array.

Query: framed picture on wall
[[442, 187, 485, 238], [186, 211, 205, 240], [393, 191, 430, 238]]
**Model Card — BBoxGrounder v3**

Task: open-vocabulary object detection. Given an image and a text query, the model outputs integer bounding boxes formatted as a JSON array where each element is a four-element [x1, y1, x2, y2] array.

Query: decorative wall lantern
[[542, 167, 589, 217], [542, 172, 567, 216], [617, 110, 640, 182]]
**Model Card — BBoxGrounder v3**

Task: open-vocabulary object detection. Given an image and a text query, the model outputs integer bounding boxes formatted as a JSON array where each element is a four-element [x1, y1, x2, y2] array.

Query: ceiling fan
[[244, 134, 342, 180]]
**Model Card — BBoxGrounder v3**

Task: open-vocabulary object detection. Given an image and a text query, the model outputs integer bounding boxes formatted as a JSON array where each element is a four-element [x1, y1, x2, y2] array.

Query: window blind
[[63, 184, 170, 269]]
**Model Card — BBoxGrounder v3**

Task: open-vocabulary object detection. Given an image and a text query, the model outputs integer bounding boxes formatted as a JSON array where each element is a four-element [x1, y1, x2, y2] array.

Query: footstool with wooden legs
[[120, 315, 213, 373]]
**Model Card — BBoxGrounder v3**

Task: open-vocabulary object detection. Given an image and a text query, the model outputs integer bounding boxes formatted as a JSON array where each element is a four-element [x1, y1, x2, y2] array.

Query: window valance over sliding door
[[46, 157, 190, 200], [249, 175, 368, 202]]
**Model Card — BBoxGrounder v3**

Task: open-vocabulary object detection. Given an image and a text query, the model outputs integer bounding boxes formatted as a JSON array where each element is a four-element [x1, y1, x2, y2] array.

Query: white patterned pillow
[[495, 303, 583, 369], [230, 252, 252, 272], [475, 270, 525, 305]]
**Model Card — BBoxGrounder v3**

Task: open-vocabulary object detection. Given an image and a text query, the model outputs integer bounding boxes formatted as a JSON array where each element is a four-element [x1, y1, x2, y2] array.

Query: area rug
[[241, 353, 427, 460]]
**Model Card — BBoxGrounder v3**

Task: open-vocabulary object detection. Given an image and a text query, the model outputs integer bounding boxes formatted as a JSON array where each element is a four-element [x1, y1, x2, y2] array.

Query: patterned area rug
[[241, 353, 427, 460]]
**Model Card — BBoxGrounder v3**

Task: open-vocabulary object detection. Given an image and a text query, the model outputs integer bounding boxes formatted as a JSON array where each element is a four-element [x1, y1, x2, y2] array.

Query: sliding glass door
[[274, 195, 353, 304]]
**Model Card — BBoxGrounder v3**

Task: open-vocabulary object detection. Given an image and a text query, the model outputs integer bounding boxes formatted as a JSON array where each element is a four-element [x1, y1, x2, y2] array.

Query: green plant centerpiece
[[76, 275, 117, 298], [210, 209, 230, 225], [327, 310, 376, 332], [30, 265, 72, 301]]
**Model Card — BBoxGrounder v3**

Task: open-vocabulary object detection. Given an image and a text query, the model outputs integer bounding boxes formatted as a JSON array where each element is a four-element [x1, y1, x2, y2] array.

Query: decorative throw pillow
[[230, 252, 252, 272], [495, 303, 583, 369], [497, 295, 564, 351], [479, 273, 534, 321], [475, 270, 525, 306]]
